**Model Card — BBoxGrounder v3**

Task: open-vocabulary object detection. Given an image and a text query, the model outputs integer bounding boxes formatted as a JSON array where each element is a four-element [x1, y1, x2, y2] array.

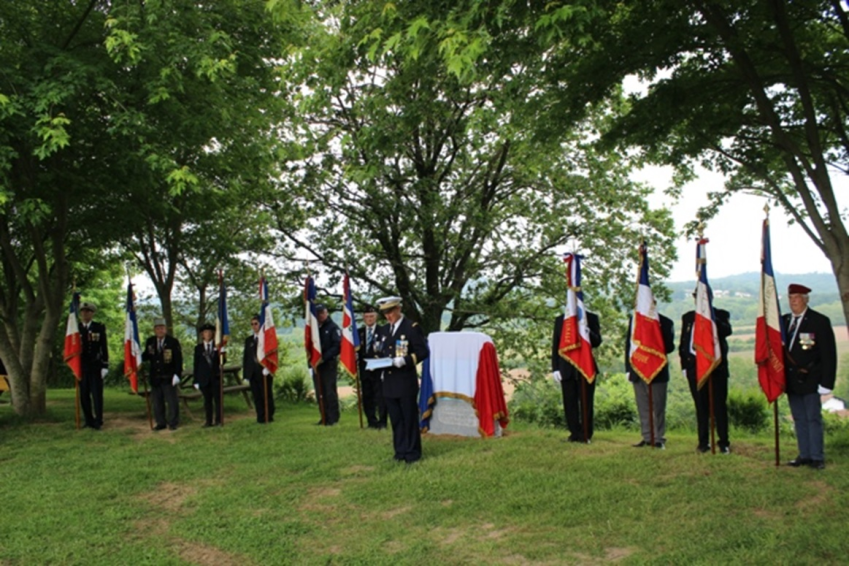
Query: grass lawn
[[1, 389, 848, 565]]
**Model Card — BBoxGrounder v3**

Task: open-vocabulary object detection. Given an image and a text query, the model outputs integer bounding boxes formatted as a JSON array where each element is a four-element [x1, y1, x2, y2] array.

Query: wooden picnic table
[[176, 364, 253, 418]]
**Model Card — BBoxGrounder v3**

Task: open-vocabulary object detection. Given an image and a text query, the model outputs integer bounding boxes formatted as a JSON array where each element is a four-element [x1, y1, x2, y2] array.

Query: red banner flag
[[339, 273, 360, 379], [755, 218, 786, 402], [558, 253, 596, 383], [629, 243, 668, 383], [64, 292, 82, 380]]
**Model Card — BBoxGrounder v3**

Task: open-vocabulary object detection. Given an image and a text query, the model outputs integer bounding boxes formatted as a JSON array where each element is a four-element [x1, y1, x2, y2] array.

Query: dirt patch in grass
[[174, 538, 250, 566], [382, 505, 411, 519], [604, 547, 637, 561], [795, 479, 833, 513], [341, 465, 375, 475], [383, 540, 405, 554], [141, 481, 199, 512]]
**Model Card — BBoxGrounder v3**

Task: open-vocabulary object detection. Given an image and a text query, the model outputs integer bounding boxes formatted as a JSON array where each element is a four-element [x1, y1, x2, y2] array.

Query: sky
[[634, 166, 835, 283]]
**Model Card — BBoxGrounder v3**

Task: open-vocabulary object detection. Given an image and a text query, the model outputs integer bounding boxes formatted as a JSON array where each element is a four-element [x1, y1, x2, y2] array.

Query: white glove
[[100, 368, 108, 379], [682, 369, 687, 378], [309, 368, 314, 379], [172, 374, 181, 387], [818, 385, 832, 395], [552, 370, 562, 384], [242, 379, 250, 386], [193, 383, 200, 390], [262, 368, 270, 376], [392, 357, 405, 368]]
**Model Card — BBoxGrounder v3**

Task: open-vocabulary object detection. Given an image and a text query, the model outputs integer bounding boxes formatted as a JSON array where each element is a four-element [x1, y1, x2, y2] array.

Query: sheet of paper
[[365, 357, 393, 371]]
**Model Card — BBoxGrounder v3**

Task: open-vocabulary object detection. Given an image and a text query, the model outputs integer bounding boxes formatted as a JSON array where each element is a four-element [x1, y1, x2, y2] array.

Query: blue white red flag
[[63, 292, 82, 380], [755, 218, 786, 403], [123, 282, 142, 393], [629, 243, 668, 383], [215, 270, 230, 355], [304, 276, 322, 369], [691, 239, 721, 389], [339, 273, 360, 380], [257, 277, 278, 373], [558, 253, 596, 383]]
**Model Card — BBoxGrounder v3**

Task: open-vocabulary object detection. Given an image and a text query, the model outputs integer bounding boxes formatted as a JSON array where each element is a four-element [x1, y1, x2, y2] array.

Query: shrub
[[594, 373, 638, 430], [276, 366, 312, 403], [727, 389, 769, 432]]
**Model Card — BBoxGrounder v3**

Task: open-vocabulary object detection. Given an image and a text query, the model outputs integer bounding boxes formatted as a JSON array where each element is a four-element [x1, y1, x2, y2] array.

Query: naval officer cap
[[376, 296, 402, 311], [153, 317, 167, 327], [80, 302, 97, 313], [199, 322, 215, 332], [788, 283, 811, 295]]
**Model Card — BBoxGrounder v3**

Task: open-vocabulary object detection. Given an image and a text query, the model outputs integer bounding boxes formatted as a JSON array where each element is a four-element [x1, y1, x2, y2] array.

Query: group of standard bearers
[[73, 283, 836, 468], [550, 282, 838, 469]]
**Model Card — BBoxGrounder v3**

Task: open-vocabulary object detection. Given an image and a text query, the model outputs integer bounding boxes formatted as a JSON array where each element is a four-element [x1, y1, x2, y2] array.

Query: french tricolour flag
[[257, 277, 278, 373], [304, 276, 322, 369], [691, 239, 721, 389], [755, 218, 786, 403], [558, 253, 596, 383], [629, 243, 668, 383], [339, 273, 360, 379], [124, 283, 142, 393], [215, 270, 229, 355], [64, 292, 82, 380]]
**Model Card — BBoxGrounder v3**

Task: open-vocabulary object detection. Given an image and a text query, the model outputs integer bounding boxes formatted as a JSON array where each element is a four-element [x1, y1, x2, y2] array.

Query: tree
[[537, 0, 849, 327], [274, 0, 675, 349]]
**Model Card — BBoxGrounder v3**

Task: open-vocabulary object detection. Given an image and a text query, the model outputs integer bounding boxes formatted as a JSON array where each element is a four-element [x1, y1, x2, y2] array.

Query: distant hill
[[660, 271, 843, 326]]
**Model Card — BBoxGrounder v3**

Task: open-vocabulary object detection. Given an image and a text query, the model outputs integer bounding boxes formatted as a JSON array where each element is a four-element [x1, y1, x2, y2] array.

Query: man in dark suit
[[244, 315, 274, 424], [783, 283, 837, 470], [551, 311, 602, 443], [357, 305, 386, 429], [142, 317, 183, 431], [679, 305, 733, 453], [313, 304, 341, 425], [625, 313, 675, 448], [375, 296, 429, 464], [193, 323, 221, 427], [79, 302, 109, 430]]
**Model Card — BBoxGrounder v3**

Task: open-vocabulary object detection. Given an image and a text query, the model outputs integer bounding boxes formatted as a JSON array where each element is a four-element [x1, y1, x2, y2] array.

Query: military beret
[[788, 283, 811, 294]]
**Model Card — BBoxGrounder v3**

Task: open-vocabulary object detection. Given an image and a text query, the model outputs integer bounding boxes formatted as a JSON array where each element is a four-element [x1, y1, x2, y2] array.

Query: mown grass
[[2, 389, 849, 565]]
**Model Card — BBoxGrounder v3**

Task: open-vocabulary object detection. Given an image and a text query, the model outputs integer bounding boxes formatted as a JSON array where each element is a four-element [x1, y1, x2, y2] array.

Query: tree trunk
[[832, 255, 849, 338]]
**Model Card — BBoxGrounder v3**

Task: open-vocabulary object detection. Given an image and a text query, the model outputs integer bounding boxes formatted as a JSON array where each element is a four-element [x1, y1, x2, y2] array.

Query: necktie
[[158, 339, 163, 352], [366, 327, 373, 350], [788, 316, 800, 347]]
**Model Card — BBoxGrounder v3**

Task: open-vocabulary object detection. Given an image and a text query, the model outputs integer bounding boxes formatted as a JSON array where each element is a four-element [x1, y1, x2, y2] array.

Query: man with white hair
[[375, 296, 429, 464], [142, 317, 183, 431], [783, 283, 837, 470]]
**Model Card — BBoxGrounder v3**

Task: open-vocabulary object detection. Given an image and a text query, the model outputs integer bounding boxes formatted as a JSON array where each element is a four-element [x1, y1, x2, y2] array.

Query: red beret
[[788, 283, 811, 294]]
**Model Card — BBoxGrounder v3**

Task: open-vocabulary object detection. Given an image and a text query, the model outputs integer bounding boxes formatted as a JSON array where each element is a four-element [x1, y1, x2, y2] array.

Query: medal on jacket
[[164, 348, 173, 363], [396, 335, 408, 358], [799, 333, 815, 350]]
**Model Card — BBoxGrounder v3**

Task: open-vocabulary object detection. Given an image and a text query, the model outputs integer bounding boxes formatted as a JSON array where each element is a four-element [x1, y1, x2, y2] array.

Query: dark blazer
[[142, 335, 183, 384], [376, 316, 429, 398], [679, 309, 732, 380], [242, 335, 264, 382], [782, 308, 837, 395], [357, 324, 382, 377], [193, 342, 221, 388], [316, 318, 342, 378], [551, 312, 602, 379], [80, 321, 109, 377], [625, 314, 675, 383]]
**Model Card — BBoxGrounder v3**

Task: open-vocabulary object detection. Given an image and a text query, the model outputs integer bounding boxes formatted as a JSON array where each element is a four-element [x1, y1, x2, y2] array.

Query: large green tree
[[537, 0, 849, 327], [275, 0, 675, 348]]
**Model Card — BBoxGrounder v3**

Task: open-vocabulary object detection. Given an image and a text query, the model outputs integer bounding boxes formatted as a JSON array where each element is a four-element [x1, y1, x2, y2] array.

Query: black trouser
[[79, 370, 104, 428], [361, 372, 386, 427], [560, 378, 595, 441], [687, 374, 729, 448], [313, 365, 339, 425], [250, 375, 275, 423], [151, 379, 179, 428], [385, 394, 422, 463], [201, 381, 222, 425]]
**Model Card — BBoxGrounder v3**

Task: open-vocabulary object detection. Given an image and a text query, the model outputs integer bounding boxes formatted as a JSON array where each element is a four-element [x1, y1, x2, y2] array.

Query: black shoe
[[202, 423, 213, 428], [154, 424, 167, 431], [632, 440, 649, 447], [809, 460, 826, 470], [720, 445, 731, 455], [653, 442, 665, 450], [697, 445, 710, 453], [787, 457, 812, 467], [168, 425, 178, 431]]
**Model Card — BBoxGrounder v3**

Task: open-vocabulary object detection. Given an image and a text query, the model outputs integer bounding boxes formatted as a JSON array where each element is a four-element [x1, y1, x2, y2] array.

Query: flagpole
[[356, 364, 364, 430], [73, 281, 81, 431], [219, 346, 225, 427], [581, 377, 588, 443], [140, 371, 154, 431], [773, 401, 780, 466], [709, 376, 716, 454]]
